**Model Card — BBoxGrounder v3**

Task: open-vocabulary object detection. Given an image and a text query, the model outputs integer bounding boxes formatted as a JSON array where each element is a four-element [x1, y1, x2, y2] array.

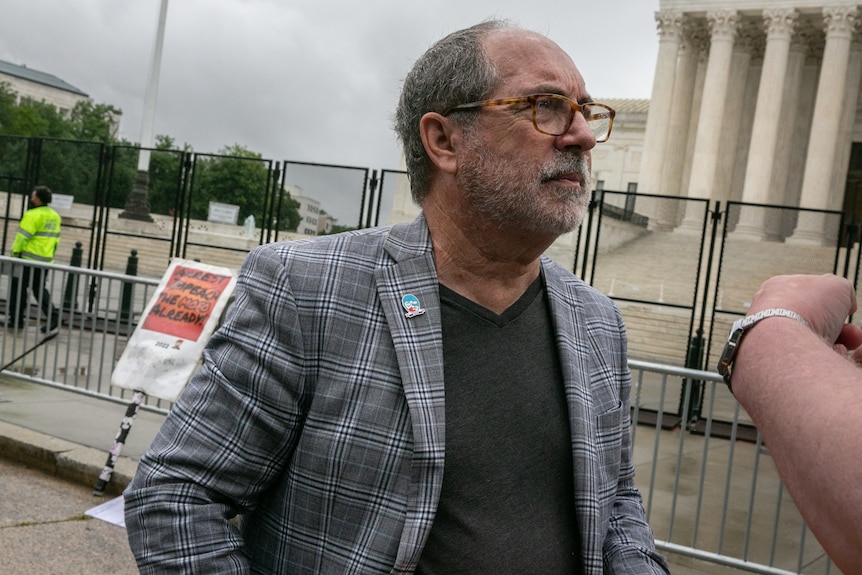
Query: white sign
[[51, 193, 74, 212], [207, 201, 240, 225], [85, 496, 126, 528], [111, 259, 237, 402]]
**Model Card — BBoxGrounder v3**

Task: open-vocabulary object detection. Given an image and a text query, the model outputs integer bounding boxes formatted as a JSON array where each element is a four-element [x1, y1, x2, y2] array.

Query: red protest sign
[[141, 265, 233, 341]]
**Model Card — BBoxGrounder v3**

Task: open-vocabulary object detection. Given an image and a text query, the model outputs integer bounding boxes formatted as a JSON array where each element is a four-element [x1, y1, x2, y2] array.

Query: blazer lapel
[[375, 217, 446, 573], [543, 260, 604, 572]]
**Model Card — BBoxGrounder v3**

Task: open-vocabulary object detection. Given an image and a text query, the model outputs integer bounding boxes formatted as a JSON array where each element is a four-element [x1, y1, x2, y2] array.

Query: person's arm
[[603, 307, 670, 573], [11, 210, 34, 257], [730, 274, 862, 573], [124, 245, 308, 573], [603, 433, 670, 573]]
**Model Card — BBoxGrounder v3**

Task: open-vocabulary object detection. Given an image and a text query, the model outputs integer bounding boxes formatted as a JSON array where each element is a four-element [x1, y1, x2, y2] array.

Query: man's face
[[454, 31, 596, 236], [30, 191, 39, 207]]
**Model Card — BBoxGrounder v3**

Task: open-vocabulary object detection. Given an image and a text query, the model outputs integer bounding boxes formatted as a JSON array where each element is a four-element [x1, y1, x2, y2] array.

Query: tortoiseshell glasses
[[443, 94, 615, 143]]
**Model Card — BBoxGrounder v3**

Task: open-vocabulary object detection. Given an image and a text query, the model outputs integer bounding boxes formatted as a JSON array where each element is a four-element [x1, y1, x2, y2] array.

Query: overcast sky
[[0, 0, 660, 224]]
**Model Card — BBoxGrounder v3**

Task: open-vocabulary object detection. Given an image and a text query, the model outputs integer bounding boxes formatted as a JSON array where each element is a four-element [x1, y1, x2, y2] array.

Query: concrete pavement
[[0, 456, 137, 574], [0, 375, 156, 574], [0, 374, 165, 495]]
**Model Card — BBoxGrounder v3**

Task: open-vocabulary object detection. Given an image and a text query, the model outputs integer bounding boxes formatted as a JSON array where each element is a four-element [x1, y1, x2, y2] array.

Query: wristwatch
[[717, 308, 810, 392]]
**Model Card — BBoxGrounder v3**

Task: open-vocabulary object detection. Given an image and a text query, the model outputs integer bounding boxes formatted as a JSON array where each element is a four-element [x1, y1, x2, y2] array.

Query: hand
[[835, 324, 862, 366], [749, 274, 857, 346]]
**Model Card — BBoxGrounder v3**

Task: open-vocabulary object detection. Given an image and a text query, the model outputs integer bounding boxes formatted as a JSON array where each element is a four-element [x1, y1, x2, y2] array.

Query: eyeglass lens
[[534, 96, 611, 141]]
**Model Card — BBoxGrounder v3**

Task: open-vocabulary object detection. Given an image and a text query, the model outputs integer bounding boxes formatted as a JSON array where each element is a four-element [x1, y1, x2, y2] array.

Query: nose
[[555, 111, 596, 152]]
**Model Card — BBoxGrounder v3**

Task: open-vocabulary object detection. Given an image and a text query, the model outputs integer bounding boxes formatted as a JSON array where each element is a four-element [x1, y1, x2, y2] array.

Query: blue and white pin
[[401, 294, 426, 318]]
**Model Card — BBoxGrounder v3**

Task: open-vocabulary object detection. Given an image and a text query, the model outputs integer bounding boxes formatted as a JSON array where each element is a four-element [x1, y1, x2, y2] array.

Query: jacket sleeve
[[124, 245, 308, 574], [11, 210, 36, 255], [602, 307, 670, 575]]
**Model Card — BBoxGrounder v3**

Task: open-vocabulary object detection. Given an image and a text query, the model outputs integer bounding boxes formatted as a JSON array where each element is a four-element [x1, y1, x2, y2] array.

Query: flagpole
[[121, 0, 169, 222]]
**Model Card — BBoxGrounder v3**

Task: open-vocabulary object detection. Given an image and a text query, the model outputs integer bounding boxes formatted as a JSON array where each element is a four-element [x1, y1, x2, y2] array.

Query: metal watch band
[[717, 308, 811, 391]]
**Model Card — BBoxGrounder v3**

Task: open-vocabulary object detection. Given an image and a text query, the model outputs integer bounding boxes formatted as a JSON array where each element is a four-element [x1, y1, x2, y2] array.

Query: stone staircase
[[586, 227, 843, 366]]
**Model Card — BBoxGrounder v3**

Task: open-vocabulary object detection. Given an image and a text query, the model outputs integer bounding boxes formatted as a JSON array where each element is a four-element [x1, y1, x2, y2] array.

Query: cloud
[[0, 0, 659, 221]]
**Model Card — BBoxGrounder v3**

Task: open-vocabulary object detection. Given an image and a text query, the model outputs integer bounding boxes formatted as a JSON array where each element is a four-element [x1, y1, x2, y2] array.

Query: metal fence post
[[682, 331, 705, 424], [120, 249, 138, 323], [63, 241, 83, 312]]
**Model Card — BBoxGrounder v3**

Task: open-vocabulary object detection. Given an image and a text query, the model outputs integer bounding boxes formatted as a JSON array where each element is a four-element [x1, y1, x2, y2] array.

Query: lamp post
[[120, 0, 169, 222]]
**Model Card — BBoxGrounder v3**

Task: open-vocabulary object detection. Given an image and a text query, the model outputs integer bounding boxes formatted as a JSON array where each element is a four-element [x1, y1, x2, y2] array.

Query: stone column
[[791, 6, 858, 245], [832, 29, 862, 213], [716, 21, 762, 206], [770, 29, 812, 207], [678, 47, 709, 214], [782, 26, 824, 236], [638, 11, 684, 200], [734, 9, 798, 239], [679, 10, 739, 232], [651, 18, 701, 230]]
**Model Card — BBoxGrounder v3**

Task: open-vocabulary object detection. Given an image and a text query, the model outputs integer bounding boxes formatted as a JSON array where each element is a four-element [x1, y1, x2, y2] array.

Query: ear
[[419, 112, 460, 175]]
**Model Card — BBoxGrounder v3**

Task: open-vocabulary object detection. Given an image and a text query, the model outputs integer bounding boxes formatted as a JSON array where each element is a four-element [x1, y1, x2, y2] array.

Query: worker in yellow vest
[[7, 186, 62, 332]]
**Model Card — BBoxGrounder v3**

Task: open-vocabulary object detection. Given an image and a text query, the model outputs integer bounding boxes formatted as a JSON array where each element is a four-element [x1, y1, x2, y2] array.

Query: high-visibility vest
[[12, 205, 62, 263]]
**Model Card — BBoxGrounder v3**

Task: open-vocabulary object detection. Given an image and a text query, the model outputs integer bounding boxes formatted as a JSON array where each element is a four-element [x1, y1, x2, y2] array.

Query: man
[[125, 20, 668, 574], [720, 274, 862, 573], [7, 185, 61, 332]]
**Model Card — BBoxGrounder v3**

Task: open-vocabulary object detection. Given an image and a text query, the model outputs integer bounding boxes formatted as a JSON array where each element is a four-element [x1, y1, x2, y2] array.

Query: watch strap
[[717, 308, 811, 391]]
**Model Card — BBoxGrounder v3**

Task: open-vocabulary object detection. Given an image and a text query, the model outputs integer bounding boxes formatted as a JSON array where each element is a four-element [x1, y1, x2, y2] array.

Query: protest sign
[[112, 259, 237, 402]]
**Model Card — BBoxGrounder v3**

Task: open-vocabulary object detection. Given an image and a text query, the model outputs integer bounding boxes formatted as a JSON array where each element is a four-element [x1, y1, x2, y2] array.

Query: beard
[[455, 140, 591, 236]]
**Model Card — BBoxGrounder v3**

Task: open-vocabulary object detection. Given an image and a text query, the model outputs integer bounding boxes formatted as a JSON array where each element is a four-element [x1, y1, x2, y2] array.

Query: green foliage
[[0, 81, 121, 202], [68, 100, 121, 143], [0, 82, 119, 142], [7, 98, 69, 138], [186, 144, 300, 231], [37, 139, 105, 205], [324, 224, 357, 235], [0, 82, 16, 131], [0, 85, 301, 232], [145, 135, 190, 216], [190, 144, 268, 223], [276, 189, 302, 232]]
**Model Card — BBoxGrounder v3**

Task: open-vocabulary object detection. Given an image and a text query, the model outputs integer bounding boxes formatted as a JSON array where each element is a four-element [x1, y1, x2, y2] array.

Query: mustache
[[539, 153, 590, 183]]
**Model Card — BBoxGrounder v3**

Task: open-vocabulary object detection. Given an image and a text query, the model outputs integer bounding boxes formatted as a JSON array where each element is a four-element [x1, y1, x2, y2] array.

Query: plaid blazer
[[125, 215, 668, 574]]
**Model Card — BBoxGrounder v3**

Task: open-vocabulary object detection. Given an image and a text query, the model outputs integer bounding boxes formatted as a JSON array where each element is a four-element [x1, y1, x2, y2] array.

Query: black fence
[[4, 135, 862, 433], [572, 190, 855, 433], [0, 135, 394, 276]]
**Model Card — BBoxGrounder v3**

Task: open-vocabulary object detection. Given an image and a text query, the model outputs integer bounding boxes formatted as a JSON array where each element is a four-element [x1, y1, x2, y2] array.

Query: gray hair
[[393, 19, 513, 204]]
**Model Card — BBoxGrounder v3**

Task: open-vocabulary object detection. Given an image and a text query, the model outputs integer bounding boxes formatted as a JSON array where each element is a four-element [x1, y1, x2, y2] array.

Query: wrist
[[717, 308, 812, 392]]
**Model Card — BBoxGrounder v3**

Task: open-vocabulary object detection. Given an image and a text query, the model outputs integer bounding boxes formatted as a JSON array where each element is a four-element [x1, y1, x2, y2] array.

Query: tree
[[68, 100, 121, 143], [0, 82, 123, 204], [0, 82, 120, 142], [324, 223, 357, 235], [0, 82, 20, 134], [190, 144, 267, 223], [146, 135, 191, 216], [276, 188, 302, 233], [190, 144, 299, 231], [0, 86, 303, 232]]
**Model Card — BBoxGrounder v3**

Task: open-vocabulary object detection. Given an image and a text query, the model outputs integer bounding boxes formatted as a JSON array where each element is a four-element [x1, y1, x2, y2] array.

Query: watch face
[[717, 323, 745, 386]]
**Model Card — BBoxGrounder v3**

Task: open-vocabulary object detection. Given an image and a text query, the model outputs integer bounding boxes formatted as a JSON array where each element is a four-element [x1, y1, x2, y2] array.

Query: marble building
[[388, 1, 862, 256], [630, 0, 862, 244]]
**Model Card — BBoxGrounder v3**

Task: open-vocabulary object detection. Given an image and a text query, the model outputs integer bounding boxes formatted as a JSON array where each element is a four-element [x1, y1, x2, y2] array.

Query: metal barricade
[[0, 255, 165, 411], [629, 360, 833, 574]]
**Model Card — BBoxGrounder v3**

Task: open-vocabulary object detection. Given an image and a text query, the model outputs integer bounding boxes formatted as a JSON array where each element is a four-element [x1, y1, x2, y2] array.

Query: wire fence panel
[[0, 257, 165, 410], [629, 360, 833, 574]]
